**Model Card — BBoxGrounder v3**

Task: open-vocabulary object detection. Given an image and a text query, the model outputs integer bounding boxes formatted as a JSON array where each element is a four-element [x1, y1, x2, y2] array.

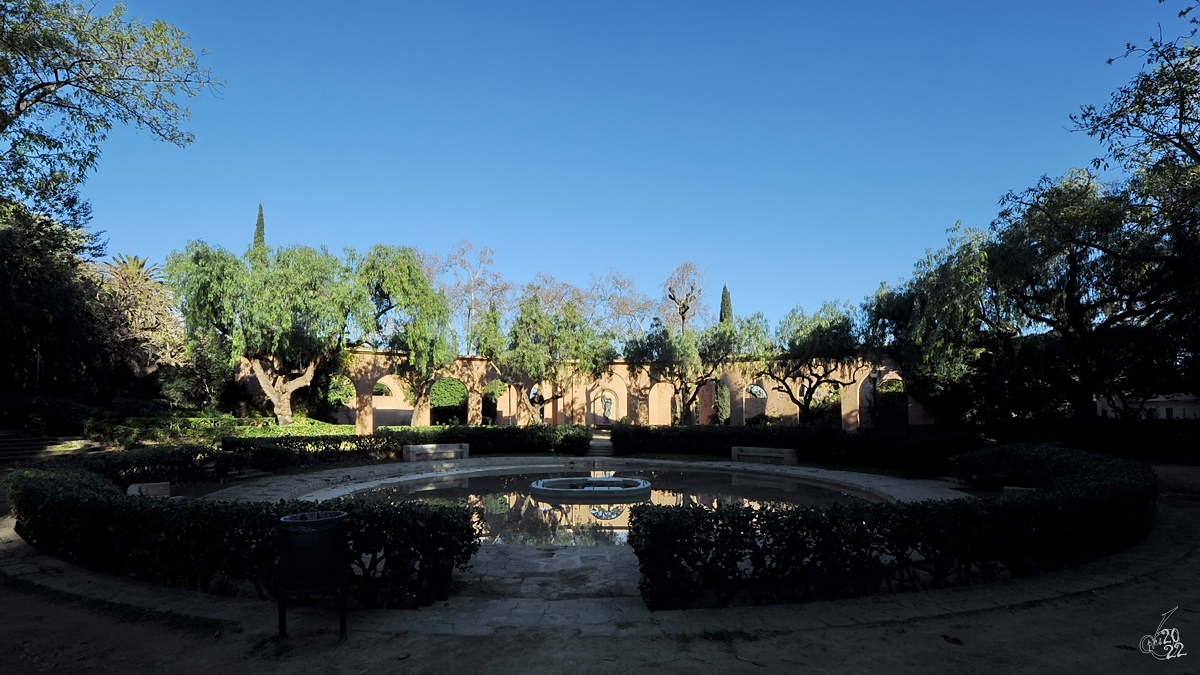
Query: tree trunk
[[249, 356, 318, 426]]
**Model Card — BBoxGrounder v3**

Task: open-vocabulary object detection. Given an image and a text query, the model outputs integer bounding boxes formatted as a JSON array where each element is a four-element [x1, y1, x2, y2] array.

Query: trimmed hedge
[[611, 423, 983, 476], [628, 444, 1156, 610], [220, 424, 591, 470], [83, 415, 271, 449], [4, 451, 480, 608]]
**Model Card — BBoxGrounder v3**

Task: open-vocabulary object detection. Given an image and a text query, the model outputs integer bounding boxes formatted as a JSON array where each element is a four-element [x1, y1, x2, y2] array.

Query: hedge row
[[611, 423, 984, 476], [82, 415, 273, 448], [221, 424, 591, 470], [3, 455, 480, 608], [627, 445, 1157, 610]]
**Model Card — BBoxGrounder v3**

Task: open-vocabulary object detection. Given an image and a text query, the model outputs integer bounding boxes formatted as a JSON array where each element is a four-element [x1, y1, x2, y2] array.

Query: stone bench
[[126, 482, 171, 497], [401, 443, 469, 462], [730, 446, 798, 466]]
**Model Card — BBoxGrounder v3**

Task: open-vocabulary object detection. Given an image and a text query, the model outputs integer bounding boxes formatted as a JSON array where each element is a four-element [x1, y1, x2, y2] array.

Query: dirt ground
[[3, 466, 1200, 674]]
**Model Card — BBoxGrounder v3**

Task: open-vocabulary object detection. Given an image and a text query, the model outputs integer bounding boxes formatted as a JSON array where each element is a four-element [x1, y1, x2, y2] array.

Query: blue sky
[[86, 0, 1182, 326]]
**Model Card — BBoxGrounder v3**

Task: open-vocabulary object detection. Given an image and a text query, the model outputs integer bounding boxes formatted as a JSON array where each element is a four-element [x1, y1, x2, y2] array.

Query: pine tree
[[719, 285, 733, 324], [253, 204, 265, 249]]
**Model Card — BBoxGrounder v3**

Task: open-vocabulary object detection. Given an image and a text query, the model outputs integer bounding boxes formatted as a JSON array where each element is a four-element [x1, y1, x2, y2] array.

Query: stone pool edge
[[201, 456, 969, 504]]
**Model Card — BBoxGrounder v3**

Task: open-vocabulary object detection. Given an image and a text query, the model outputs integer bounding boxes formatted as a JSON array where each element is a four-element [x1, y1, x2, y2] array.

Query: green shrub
[[610, 423, 980, 476], [220, 424, 592, 468], [3, 453, 480, 608], [80, 414, 283, 449], [628, 445, 1156, 610]]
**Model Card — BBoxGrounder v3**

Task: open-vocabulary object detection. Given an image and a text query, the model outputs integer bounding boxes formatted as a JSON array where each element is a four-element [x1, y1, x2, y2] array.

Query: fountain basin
[[529, 476, 652, 503]]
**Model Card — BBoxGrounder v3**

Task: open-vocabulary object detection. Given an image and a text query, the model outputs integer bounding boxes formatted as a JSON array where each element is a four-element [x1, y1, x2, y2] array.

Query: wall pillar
[[353, 379, 377, 435], [346, 350, 391, 436]]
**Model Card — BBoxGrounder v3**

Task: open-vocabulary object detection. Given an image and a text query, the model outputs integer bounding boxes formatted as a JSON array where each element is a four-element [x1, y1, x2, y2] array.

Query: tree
[[167, 242, 356, 425], [989, 172, 1160, 420], [426, 239, 511, 355], [624, 317, 741, 426], [863, 228, 1024, 424], [719, 285, 733, 324], [586, 268, 657, 343], [0, 197, 108, 402], [0, 1, 221, 222], [475, 286, 616, 425], [661, 262, 707, 334], [252, 204, 265, 250], [92, 253, 185, 379], [353, 244, 457, 426], [625, 262, 725, 425], [1071, 28, 1200, 384], [749, 303, 861, 422]]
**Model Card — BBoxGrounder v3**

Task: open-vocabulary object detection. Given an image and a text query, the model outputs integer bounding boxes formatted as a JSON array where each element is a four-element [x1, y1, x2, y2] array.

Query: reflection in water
[[345, 470, 860, 547]]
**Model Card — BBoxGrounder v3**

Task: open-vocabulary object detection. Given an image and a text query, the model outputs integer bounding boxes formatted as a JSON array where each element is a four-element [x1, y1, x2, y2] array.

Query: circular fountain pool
[[344, 468, 864, 546]]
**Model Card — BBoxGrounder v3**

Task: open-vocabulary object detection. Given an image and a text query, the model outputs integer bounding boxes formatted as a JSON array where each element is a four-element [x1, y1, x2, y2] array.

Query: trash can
[[277, 511, 348, 639]]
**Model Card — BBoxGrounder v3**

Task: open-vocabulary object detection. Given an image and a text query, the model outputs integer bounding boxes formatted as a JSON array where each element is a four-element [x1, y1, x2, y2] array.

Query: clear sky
[[84, 0, 1183, 326]]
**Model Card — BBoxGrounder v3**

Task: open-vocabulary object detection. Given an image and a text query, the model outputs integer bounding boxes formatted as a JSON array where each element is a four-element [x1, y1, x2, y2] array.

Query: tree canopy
[[0, 0, 221, 221], [167, 241, 357, 425], [748, 302, 861, 422], [475, 286, 616, 425]]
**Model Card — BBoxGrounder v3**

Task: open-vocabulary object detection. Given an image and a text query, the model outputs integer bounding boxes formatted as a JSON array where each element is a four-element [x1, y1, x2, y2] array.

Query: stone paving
[[1, 455, 1194, 643], [1, 499, 1194, 639]]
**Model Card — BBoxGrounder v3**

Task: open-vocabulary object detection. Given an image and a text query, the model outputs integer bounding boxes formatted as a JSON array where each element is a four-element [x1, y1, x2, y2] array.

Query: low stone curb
[[201, 456, 970, 504]]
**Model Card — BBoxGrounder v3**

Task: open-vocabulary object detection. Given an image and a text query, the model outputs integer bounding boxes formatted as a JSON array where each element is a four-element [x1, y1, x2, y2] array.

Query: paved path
[[0, 496, 1195, 641], [0, 459, 1194, 642]]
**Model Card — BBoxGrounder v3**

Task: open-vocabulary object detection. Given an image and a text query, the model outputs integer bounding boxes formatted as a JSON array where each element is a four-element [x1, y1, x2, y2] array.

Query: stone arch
[[430, 376, 469, 425], [592, 388, 620, 425], [371, 374, 413, 427]]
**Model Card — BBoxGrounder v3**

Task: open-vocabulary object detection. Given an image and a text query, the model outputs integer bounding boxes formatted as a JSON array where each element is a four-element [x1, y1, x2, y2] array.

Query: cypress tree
[[253, 204, 266, 249], [719, 285, 733, 324], [714, 380, 731, 425]]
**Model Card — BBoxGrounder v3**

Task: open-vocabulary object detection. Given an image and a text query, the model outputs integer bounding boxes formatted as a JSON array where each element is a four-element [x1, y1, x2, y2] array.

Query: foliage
[[83, 414, 259, 448], [475, 287, 616, 425], [221, 423, 592, 463], [712, 380, 731, 425], [353, 244, 457, 425], [718, 285, 733, 324], [0, 198, 110, 403], [624, 318, 743, 426], [586, 267, 658, 343], [0, 0, 221, 222], [746, 302, 861, 423], [252, 204, 265, 250], [3, 453, 479, 608], [167, 241, 359, 425], [863, 14, 1200, 426], [989, 171, 1161, 419], [429, 377, 467, 407], [610, 422, 982, 476], [422, 239, 511, 355], [91, 253, 186, 381], [628, 445, 1156, 610]]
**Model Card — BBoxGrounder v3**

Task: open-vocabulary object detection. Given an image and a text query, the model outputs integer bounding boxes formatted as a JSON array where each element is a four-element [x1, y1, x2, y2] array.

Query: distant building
[[1097, 393, 1200, 420]]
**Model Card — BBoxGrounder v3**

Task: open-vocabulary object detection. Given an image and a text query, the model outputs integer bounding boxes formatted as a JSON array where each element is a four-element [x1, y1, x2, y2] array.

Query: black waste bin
[[277, 510, 348, 639]]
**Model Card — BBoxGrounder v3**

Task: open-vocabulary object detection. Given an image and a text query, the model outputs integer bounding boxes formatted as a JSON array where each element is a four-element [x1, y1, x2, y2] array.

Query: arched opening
[[593, 388, 619, 424], [372, 382, 392, 396], [430, 377, 468, 425], [877, 378, 907, 428], [743, 383, 769, 424], [481, 379, 504, 425]]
